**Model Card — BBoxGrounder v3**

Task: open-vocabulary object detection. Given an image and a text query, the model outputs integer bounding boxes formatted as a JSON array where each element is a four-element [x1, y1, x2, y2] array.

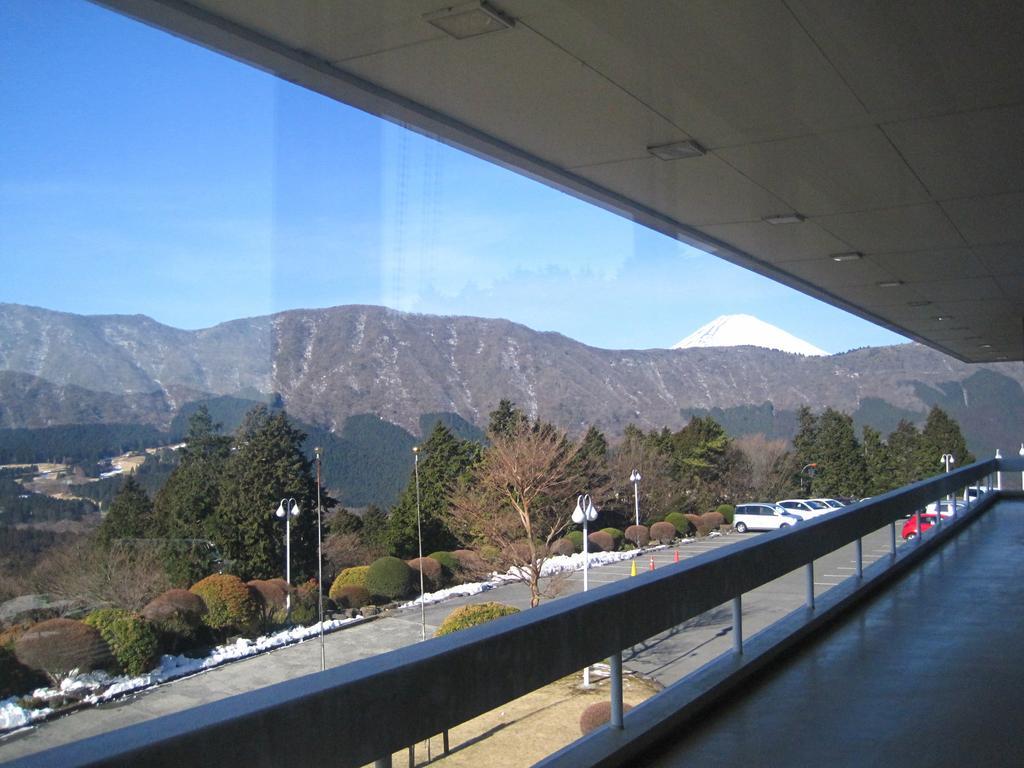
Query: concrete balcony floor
[[636, 499, 1024, 767]]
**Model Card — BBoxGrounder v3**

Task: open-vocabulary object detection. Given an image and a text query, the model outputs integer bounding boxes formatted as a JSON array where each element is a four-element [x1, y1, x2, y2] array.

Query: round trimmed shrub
[[601, 527, 624, 550], [624, 524, 650, 547], [331, 585, 370, 609], [247, 578, 291, 627], [329, 567, 369, 600], [716, 504, 735, 525], [587, 530, 614, 553], [190, 574, 260, 636], [407, 557, 443, 591], [288, 579, 320, 626], [452, 549, 490, 581], [0, 646, 47, 698], [565, 530, 584, 552], [684, 514, 704, 535], [549, 538, 576, 556], [664, 512, 688, 534], [701, 511, 726, 530], [580, 701, 634, 735], [434, 602, 520, 637], [14, 618, 115, 683], [142, 589, 207, 652], [365, 556, 416, 603], [83, 608, 160, 677], [650, 521, 677, 544], [429, 551, 458, 584]]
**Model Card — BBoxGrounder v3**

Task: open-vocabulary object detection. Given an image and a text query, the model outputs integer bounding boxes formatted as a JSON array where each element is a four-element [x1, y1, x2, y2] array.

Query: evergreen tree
[[153, 406, 231, 540], [385, 422, 481, 558], [862, 426, 895, 496], [887, 419, 922, 487], [98, 476, 156, 545], [360, 504, 390, 557], [810, 409, 867, 497], [210, 407, 319, 582], [572, 426, 611, 497], [488, 399, 528, 439], [915, 406, 973, 478]]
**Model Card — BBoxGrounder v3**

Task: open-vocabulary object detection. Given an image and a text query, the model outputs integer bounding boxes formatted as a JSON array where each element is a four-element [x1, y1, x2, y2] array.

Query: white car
[[733, 503, 802, 533], [810, 498, 845, 509], [776, 499, 833, 520]]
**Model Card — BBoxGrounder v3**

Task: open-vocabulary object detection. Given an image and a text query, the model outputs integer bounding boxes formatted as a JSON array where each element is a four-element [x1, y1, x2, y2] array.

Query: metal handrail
[[16, 458, 1008, 768]]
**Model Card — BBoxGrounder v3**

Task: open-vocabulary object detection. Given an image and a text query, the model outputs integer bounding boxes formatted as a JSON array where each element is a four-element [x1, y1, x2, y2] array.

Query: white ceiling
[[97, 0, 1024, 362]]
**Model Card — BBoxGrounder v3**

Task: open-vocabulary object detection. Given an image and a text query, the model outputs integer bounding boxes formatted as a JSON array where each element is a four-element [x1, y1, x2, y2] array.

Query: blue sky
[[0, 0, 909, 353]]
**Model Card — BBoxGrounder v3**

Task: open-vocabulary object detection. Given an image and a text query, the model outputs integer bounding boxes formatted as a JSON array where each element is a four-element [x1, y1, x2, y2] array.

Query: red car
[[901, 506, 957, 540]]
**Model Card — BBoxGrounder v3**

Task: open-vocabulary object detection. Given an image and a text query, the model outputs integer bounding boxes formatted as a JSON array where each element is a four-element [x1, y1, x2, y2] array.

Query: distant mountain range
[[1, 303, 1022, 456]]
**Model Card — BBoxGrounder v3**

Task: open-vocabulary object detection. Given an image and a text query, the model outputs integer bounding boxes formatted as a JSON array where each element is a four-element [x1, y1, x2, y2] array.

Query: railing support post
[[855, 538, 863, 579], [732, 596, 743, 655], [890, 521, 897, 557], [805, 562, 814, 609], [609, 651, 624, 729]]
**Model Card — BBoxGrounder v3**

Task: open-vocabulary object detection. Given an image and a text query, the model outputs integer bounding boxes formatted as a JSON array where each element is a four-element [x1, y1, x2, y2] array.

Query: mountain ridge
[[1, 303, 1021, 453]]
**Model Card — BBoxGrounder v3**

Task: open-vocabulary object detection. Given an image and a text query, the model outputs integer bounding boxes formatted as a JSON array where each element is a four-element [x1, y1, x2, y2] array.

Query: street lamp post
[[940, 454, 955, 523], [275, 497, 300, 618], [314, 447, 326, 671], [571, 493, 598, 686], [1019, 443, 1024, 492], [629, 469, 642, 528], [413, 446, 426, 643], [801, 463, 817, 495]]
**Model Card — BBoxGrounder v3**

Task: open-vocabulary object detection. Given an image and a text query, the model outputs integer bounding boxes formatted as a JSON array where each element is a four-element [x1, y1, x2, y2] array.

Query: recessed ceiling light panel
[[763, 213, 806, 225], [425, 1, 514, 39], [647, 140, 706, 161], [830, 252, 863, 262], [877, 280, 904, 288]]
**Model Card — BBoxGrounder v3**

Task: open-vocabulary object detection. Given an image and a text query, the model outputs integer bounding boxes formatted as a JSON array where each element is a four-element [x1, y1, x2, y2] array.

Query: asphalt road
[[0, 524, 910, 762]]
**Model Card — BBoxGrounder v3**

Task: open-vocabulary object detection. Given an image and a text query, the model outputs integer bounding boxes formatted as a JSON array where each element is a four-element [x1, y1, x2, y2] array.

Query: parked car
[[776, 499, 833, 520], [902, 505, 959, 540], [733, 503, 801, 533], [924, 499, 968, 516], [810, 498, 845, 509], [962, 486, 991, 503]]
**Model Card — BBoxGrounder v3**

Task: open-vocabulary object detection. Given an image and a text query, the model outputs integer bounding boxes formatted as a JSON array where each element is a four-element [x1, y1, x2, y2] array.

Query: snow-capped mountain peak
[[672, 314, 827, 356]]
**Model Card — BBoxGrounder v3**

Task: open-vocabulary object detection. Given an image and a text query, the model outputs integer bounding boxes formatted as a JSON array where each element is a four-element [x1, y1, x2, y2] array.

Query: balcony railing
[[14, 457, 1022, 768]]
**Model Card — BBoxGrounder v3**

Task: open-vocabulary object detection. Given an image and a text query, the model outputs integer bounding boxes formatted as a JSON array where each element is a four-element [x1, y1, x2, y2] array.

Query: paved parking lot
[[0, 524, 910, 761]]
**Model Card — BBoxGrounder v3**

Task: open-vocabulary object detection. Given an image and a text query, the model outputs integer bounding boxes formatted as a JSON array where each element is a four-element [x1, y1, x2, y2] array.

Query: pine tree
[[385, 422, 481, 558], [862, 426, 895, 495], [98, 476, 156, 545], [488, 399, 528, 439], [810, 408, 867, 497], [887, 419, 922, 486], [210, 407, 319, 582], [153, 406, 231, 540], [915, 406, 973, 478]]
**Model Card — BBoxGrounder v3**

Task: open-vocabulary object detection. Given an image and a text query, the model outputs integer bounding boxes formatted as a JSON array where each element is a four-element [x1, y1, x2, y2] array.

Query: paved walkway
[[0, 527, 908, 762], [637, 500, 1024, 767]]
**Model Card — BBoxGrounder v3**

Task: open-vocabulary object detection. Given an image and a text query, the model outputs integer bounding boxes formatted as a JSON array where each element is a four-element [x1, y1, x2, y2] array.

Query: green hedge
[[365, 556, 416, 603], [190, 574, 260, 636], [434, 602, 520, 637], [716, 504, 735, 525], [565, 530, 584, 552], [83, 608, 160, 677]]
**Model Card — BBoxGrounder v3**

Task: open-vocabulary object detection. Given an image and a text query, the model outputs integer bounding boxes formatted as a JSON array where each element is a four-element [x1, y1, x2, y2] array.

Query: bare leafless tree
[[733, 433, 798, 501], [30, 538, 171, 612], [448, 422, 584, 607]]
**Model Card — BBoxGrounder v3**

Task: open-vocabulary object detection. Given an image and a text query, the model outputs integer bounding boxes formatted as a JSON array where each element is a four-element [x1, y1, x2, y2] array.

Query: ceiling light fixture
[[933, 315, 953, 321], [425, 1, 514, 39], [763, 213, 806, 225], [907, 300, 932, 307], [979, 343, 993, 349], [877, 280, 904, 288], [647, 140, 706, 161], [830, 252, 863, 262]]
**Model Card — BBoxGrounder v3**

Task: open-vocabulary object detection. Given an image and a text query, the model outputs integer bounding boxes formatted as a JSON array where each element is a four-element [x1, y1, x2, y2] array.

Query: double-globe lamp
[[275, 498, 300, 615]]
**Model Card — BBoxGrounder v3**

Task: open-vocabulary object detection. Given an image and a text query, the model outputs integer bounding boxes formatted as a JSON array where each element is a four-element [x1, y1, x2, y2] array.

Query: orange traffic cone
[[649, 556, 655, 571], [630, 559, 637, 577], [674, 549, 680, 563]]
